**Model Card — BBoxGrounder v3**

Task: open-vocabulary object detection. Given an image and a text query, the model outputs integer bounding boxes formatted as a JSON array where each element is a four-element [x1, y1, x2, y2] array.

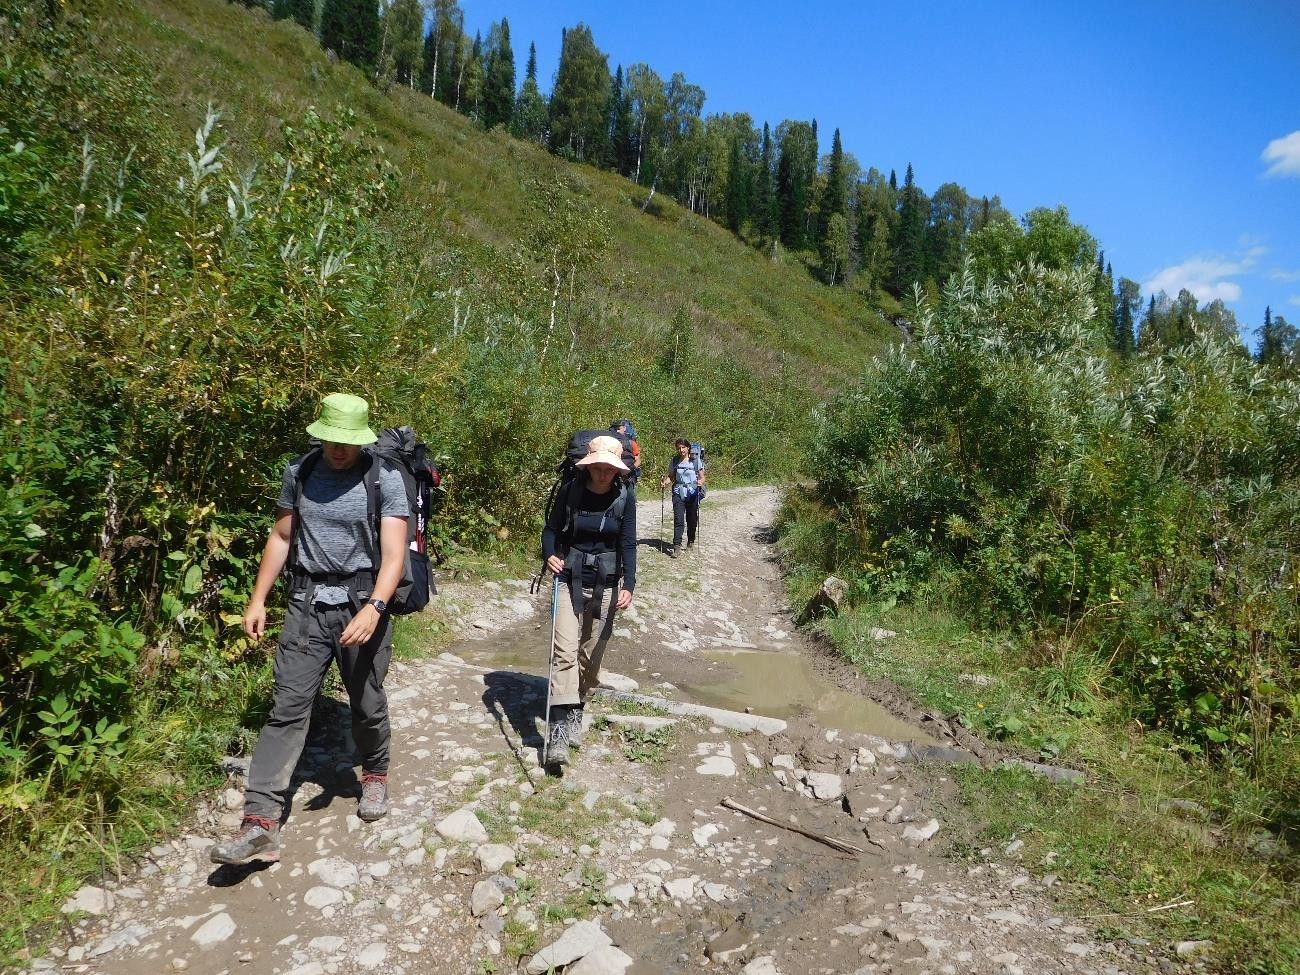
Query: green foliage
[[804, 258, 1300, 816]]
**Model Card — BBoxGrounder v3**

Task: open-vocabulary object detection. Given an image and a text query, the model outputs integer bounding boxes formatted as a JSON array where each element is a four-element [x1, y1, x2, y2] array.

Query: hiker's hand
[[660, 477, 671, 489], [341, 604, 381, 646], [546, 555, 564, 575], [243, 602, 267, 641], [616, 589, 633, 610]]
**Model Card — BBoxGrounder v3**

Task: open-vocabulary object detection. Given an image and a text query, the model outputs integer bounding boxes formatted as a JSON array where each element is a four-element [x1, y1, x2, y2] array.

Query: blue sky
[[464, 1, 1300, 335]]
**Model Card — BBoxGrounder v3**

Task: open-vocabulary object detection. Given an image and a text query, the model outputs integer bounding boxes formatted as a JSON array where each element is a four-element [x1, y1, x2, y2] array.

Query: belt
[[561, 549, 620, 619]]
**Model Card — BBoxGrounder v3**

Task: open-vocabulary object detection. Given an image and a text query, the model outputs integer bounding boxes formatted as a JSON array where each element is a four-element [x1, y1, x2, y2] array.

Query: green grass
[[807, 597, 1299, 973]]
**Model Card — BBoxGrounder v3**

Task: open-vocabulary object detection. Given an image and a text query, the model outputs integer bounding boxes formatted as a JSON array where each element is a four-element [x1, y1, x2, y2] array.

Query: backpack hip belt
[[561, 549, 620, 620], [289, 567, 378, 599]]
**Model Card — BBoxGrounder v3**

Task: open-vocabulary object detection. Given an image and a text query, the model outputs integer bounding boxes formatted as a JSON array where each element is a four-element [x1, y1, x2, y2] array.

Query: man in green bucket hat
[[212, 393, 409, 866]]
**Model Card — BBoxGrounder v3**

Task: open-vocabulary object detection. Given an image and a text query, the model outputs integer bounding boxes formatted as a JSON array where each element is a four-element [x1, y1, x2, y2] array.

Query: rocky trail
[[40, 488, 1157, 975]]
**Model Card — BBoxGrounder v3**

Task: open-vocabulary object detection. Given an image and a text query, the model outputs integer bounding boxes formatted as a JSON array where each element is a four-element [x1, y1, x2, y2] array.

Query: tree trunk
[[640, 180, 657, 213]]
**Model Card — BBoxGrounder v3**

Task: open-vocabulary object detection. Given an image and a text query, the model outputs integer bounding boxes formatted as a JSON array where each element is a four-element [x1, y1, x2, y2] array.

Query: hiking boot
[[544, 707, 570, 768], [210, 816, 280, 865], [670, 544, 682, 558], [565, 704, 586, 750], [357, 773, 389, 822]]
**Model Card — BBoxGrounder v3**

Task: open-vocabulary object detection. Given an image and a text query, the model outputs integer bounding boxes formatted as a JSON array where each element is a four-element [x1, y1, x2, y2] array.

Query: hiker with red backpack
[[540, 433, 637, 772], [212, 393, 437, 866]]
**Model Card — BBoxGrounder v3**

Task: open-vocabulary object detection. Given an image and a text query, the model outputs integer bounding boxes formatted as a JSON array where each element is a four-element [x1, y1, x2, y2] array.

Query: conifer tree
[[431, 0, 464, 104], [891, 163, 925, 294], [1114, 276, 1140, 358], [724, 134, 748, 234], [511, 42, 548, 143], [482, 19, 515, 129], [889, 168, 897, 192], [272, 0, 313, 32], [321, 0, 381, 75], [548, 24, 611, 162], [775, 120, 816, 250], [754, 122, 775, 243], [458, 30, 485, 116], [607, 65, 636, 175], [817, 127, 846, 249]]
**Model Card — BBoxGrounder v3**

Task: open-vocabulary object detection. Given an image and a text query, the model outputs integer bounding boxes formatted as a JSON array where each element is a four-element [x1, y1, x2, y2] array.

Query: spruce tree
[[606, 65, 635, 174], [418, 27, 437, 95], [548, 24, 611, 162], [321, 0, 380, 75], [891, 163, 925, 295], [724, 134, 748, 235], [754, 122, 775, 243], [511, 42, 548, 143], [272, 0, 313, 32], [482, 19, 515, 129], [818, 127, 846, 248]]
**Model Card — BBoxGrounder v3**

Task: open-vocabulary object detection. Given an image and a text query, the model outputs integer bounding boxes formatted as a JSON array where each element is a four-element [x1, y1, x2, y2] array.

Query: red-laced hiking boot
[[209, 816, 280, 865], [357, 773, 389, 822]]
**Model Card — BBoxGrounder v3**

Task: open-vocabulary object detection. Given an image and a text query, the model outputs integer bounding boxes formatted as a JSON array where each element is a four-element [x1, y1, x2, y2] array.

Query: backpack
[[287, 427, 440, 616], [540, 429, 634, 612]]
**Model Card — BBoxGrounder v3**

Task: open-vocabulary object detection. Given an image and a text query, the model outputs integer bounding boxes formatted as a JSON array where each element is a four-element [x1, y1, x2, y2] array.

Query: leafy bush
[[805, 261, 1300, 811]]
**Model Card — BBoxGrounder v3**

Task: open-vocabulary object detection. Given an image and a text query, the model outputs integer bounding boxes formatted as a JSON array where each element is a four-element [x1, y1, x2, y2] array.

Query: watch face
[[371, 599, 387, 612]]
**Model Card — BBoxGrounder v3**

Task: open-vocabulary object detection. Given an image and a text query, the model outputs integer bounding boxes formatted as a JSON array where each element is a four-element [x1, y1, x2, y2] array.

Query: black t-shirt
[[542, 479, 637, 592]]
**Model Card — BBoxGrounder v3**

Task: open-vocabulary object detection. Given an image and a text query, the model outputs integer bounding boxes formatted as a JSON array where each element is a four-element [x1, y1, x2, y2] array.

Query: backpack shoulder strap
[[361, 452, 383, 566], [288, 447, 323, 570]]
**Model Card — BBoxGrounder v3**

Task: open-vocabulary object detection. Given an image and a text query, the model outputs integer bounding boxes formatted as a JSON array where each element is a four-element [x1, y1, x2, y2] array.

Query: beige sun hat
[[575, 434, 629, 472]]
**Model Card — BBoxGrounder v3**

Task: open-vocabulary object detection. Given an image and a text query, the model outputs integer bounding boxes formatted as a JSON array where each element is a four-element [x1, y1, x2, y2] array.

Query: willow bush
[[807, 262, 1300, 816]]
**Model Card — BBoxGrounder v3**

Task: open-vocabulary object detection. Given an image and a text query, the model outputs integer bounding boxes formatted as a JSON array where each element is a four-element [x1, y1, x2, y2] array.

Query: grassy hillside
[[106, 0, 885, 393]]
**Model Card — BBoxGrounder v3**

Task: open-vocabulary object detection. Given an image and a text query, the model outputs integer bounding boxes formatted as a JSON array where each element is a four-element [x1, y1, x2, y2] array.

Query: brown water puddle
[[679, 648, 934, 742], [454, 628, 933, 744]]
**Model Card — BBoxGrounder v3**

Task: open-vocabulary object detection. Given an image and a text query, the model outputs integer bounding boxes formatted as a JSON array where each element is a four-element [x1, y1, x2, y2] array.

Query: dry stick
[[721, 797, 865, 856], [1080, 899, 1196, 920]]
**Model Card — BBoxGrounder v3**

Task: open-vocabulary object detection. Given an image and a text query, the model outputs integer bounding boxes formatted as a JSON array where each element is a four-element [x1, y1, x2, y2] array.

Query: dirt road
[[44, 488, 1150, 975]]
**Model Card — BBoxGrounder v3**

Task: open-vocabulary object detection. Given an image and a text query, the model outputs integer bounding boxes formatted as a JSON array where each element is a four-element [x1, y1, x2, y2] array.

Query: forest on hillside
[[245, 0, 1299, 366]]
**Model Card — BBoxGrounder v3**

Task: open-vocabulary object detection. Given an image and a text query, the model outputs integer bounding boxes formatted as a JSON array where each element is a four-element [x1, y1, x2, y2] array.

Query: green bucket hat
[[306, 393, 378, 446]]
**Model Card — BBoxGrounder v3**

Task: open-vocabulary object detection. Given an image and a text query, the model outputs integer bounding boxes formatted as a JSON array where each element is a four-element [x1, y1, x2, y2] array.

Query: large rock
[[436, 807, 490, 845], [526, 920, 613, 974], [743, 957, 783, 975], [804, 771, 844, 800], [62, 885, 115, 916], [471, 880, 505, 917], [568, 945, 634, 975], [307, 857, 360, 889], [354, 943, 387, 970], [190, 912, 237, 947], [475, 844, 516, 873], [798, 575, 847, 623], [303, 887, 344, 909], [903, 818, 941, 846], [695, 756, 737, 777], [598, 672, 639, 692]]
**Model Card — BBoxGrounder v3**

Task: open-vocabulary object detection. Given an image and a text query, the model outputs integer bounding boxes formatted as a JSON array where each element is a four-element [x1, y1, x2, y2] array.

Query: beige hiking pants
[[550, 582, 617, 706]]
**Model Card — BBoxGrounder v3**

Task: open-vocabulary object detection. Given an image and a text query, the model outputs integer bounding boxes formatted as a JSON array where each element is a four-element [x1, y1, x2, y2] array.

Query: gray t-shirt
[[277, 453, 407, 604]]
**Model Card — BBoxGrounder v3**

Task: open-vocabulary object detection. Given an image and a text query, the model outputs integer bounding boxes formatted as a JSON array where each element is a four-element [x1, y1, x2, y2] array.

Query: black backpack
[[287, 427, 440, 615], [542, 428, 636, 533]]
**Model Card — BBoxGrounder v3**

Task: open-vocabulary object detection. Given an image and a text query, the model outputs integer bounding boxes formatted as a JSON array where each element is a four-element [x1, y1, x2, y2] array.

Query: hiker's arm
[[243, 509, 294, 640], [542, 491, 566, 574], [341, 515, 407, 647]]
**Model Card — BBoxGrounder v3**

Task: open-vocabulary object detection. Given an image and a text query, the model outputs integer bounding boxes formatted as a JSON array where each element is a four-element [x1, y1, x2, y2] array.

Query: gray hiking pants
[[244, 595, 392, 820]]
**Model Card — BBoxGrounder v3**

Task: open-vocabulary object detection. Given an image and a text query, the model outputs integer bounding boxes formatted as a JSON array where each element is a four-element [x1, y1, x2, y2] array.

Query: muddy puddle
[[454, 627, 933, 744]]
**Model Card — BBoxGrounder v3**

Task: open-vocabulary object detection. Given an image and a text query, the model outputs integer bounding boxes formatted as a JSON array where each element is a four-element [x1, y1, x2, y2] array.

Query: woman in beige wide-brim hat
[[540, 435, 637, 770]]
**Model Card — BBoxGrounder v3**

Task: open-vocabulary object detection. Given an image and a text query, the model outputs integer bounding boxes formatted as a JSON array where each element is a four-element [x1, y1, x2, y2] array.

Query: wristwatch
[[369, 598, 388, 614]]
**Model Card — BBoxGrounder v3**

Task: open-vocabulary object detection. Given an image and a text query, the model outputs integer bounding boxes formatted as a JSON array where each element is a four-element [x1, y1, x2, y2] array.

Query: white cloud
[[1144, 248, 1265, 303], [1290, 295, 1300, 308], [1270, 268, 1300, 283], [1261, 130, 1300, 178]]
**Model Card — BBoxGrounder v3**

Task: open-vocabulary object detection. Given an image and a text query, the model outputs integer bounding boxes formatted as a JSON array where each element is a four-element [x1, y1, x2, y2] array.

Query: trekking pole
[[541, 573, 559, 766], [660, 486, 666, 547]]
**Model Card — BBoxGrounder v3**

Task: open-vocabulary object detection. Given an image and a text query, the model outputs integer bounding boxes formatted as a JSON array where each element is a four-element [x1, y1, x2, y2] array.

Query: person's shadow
[[207, 696, 362, 886], [482, 670, 549, 769], [638, 536, 673, 554]]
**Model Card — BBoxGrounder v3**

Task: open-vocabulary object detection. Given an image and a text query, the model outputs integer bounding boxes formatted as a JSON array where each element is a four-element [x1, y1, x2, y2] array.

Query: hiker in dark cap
[[211, 393, 408, 866], [661, 438, 705, 558]]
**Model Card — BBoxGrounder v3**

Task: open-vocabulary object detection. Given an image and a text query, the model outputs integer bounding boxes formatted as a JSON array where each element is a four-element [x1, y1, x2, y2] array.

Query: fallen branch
[[1080, 899, 1195, 920], [721, 797, 864, 855]]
